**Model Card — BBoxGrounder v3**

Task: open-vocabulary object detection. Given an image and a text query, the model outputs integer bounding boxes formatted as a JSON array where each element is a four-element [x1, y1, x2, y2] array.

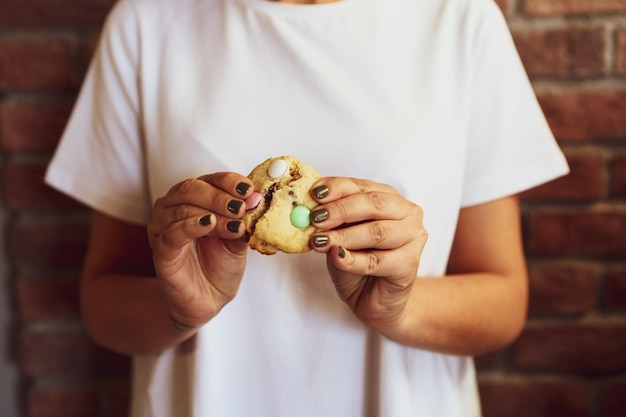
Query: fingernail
[[312, 185, 329, 200], [227, 220, 241, 233], [338, 246, 346, 259], [236, 182, 251, 196], [313, 235, 329, 248], [311, 209, 328, 224], [199, 215, 212, 226], [228, 200, 244, 214]]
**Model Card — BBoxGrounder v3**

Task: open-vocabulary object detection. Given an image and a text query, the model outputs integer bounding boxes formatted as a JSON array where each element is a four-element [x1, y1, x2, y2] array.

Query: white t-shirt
[[46, 0, 569, 416]]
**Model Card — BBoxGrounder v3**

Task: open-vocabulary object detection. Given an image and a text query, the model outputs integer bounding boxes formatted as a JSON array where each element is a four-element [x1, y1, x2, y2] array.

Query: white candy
[[268, 158, 288, 179]]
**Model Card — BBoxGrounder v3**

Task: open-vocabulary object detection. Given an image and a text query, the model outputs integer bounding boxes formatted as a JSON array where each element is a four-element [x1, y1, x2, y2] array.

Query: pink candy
[[245, 192, 262, 211]]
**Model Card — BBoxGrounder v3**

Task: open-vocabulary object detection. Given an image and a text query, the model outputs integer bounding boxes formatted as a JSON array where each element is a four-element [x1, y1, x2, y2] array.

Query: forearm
[[379, 271, 528, 356], [81, 273, 198, 356]]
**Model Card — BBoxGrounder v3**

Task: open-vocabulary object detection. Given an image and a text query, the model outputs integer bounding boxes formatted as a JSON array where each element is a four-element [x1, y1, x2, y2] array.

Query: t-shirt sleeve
[[460, 0, 569, 207], [45, 0, 151, 225]]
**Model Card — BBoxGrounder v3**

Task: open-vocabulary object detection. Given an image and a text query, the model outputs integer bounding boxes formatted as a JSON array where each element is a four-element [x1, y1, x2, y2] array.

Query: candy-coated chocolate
[[245, 192, 262, 211], [290, 206, 311, 229], [268, 158, 289, 179]]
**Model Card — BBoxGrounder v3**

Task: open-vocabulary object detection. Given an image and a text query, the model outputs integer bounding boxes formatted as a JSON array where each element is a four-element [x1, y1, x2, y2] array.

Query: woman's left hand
[[308, 177, 428, 333]]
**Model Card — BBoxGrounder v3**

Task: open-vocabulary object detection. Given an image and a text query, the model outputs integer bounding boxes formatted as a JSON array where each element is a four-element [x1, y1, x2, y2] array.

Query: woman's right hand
[[147, 172, 254, 331]]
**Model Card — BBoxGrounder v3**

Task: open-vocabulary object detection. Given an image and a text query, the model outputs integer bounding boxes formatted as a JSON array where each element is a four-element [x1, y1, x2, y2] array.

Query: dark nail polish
[[338, 246, 346, 258], [236, 182, 251, 196], [227, 220, 241, 233], [313, 185, 329, 200], [199, 215, 212, 226], [313, 235, 329, 248], [311, 209, 328, 223], [228, 200, 244, 214]]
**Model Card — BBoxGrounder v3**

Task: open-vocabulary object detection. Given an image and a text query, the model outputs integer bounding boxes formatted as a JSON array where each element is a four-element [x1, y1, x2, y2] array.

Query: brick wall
[[0, 0, 624, 416], [0, 1, 127, 416], [479, 1, 626, 417]]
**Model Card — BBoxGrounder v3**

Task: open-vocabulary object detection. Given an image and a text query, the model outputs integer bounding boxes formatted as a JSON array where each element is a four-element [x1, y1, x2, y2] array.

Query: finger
[[200, 172, 254, 199], [210, 218, 245, 239], [311, 192, 420, 230], [160, 176, 251, 218], [328, 245, 419, 282], [311, 220, 413, 252], [311, 177, 399, 203], [153, 200, 247, 244], [149, 210, 217, 256]]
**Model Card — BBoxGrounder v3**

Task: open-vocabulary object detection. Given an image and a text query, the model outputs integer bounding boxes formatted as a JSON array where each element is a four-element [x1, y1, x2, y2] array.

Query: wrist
[[361, 282, 421, 348], [167, 313, 199, 332]]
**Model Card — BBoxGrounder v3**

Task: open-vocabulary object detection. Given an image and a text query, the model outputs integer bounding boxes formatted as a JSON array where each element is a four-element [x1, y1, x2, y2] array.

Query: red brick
[[513, 27, 605, 79], [19, 329, 92, 377], [0, 0, 115, 29], [526, 210, 626, 256], [611, 152, 626, 197], [513, 322, 626, 373], [525, 0, 626, 16], [16, 278, 79, 321], [522, 148, 605, 201], [528, 263, 599, 316], [0, 99, 73, 152], [0, 39, 77, 92], [28, 386, 101, 417], [10, 218, 90, 269], [601, 381, 626, 417], [3, 160, 82, 210], [606, 268, 626, 311], [478, 378, 591, 417], [20, 329, 130, 377], [617, 29, 626, 76], [537, 90, 626, 141]]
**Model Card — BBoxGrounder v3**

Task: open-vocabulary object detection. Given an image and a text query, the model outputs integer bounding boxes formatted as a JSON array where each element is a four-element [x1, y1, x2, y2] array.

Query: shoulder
[[429, 0, 505, 27], [106, 0, 222, 30], [100, 0, 224, 52], [406, 0, 507, 48], [427, 0, 511, 56], [439, 0, 502, 15], [114, 0, 219, 12]]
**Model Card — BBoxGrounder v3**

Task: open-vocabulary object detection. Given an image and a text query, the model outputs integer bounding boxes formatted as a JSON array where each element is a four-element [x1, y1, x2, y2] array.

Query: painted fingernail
[[199, 215, 212, 226], [236, 182, 251, 196], [227, 220, 242, 233], [228, 199, 244, 214], [338, 246, 346, 259], [313, 235, 329, 248], [311, 209, 328, 223], [312, 185, 329, 200]]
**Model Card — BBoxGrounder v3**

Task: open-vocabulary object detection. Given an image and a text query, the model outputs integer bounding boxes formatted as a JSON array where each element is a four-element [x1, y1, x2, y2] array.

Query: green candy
[[290, 206, 311, 229]]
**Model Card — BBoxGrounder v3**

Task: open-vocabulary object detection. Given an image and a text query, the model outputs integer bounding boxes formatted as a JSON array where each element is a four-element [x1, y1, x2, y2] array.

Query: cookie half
[[243, 156, 322, 255]]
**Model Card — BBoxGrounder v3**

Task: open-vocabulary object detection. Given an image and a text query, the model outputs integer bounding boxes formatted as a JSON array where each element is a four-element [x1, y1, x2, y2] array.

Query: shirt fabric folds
[[46, 0, 569, 415]]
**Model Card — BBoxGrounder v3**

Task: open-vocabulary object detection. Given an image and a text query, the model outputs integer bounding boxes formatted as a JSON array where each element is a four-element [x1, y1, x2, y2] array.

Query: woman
[[46, 0, 569, 415]]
